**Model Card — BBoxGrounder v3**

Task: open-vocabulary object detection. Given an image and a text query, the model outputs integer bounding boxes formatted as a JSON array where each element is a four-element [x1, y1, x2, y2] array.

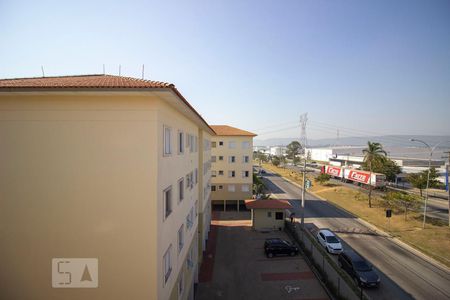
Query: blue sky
[[1, 0, 449, 140]]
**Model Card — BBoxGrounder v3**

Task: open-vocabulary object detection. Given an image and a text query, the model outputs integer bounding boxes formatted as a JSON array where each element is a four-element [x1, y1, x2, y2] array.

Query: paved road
[[285, 165, 449, 222], [260, 171, 450, 300]]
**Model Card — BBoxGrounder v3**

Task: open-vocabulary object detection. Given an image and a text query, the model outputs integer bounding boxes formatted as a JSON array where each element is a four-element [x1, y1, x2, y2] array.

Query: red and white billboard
[[325, 166, 342, 177], [347, 170, 370, 184]]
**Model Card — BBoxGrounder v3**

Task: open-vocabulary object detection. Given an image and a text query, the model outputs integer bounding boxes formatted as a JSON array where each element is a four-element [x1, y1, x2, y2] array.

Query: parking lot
[[196, 211, 329, 300]]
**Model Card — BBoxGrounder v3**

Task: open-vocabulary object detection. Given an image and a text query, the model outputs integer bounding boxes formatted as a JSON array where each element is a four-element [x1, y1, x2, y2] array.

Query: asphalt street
[[260, 170, 450, 300], [285, 165, 449, 222]]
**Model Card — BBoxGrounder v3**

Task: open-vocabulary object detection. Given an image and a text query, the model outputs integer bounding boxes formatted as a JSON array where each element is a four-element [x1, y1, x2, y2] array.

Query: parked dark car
[[338, 250, 380, 287], [264, 238, 299, 258]]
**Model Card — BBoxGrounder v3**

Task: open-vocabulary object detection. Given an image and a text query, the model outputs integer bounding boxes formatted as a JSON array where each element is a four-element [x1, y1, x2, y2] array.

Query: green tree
[[407, 167, 440, 197], [315, 173, 331, 185], [362, 141, 387, 208], [384, 191, 421, 220], [272, 156, 281, 167], [362, 156, 401, 182], [286, 141, 301, 165]]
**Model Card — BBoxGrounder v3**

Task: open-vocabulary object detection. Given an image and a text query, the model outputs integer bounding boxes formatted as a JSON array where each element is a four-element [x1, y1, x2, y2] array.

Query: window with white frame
[[186, 247, 194, 270], [219, 141, 224, 146], [218, 170, 224, 176], [228, 141, 236, 149], [228, 170, 235, 178], [218, 185, 223, 190], [178, 224, 184, 253], [242, 141, 250, 149], [186, 207, 194, 230], [195, 200, 198, 216], [219, 156, 224, 161], [164, 186, 172, 219], [228, 156, 236, 163], [163, 126, 172, 156], [178, 272, 184, 297], [241, 185, 250, 192], [228, 185, 236, 192], [211, 170, 217, 177], [178, 178, 184, 203], [243, 155, 250, 163], [163, 245, 172, 283], [242, 170, 249, 178], [178, 131, 184, 154]]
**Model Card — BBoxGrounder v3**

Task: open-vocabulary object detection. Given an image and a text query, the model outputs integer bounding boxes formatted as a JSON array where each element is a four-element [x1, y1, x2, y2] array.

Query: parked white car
[[316, 229, 343, 254]]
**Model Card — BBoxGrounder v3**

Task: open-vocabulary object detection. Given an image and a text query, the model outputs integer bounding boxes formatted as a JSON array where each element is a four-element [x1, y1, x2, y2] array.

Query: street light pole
[[301, 158, 306, 229], [410, 139, 450, 229]]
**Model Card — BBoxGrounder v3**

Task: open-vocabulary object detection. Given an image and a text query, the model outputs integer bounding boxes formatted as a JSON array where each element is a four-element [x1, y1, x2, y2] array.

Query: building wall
[[210, 136, 253, 204], [0, 93, 209, 300], [252, 209, 286, 230]]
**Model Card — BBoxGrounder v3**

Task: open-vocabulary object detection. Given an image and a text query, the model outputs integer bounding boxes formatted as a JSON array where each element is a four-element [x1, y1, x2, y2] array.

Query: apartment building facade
[[210, 125, 257, 210], [0, 75, 214, 300]]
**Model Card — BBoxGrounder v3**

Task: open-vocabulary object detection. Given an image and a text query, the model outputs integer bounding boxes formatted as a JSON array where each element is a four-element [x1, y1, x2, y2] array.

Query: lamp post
[[410, 139, 450, 228]]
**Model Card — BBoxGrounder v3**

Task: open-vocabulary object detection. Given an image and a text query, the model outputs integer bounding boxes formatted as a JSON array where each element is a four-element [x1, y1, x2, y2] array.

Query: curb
[[274, 172, 450, 273]]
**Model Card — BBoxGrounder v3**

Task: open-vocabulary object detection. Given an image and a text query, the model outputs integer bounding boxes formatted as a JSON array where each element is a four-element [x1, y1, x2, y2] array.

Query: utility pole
[[444, 151, 450, 227]]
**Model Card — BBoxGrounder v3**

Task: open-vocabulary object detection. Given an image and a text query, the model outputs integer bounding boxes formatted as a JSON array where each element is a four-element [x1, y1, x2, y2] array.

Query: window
[[243, 155, 250, 163], [212, 141, 217, 148], [189, 135, 195, 153], [211, 171, 217, 177], [186, 247, 194, 270], [211, 185, 216, 192], [163, 126, 172, 155], [195, 200, 198, 216], [228, 156, 236, 163], [218, 170, 224, 176], [218, 185, 223, 190], [178, 273, 184, 297], [267, 212, 272, 218], [164, 186, 172, 219], [242, 171, 249, 178], [194, 168, 198, 185], [241, 185, 250, 192], [275, 212, 283, 220], [228, 171, 235, 178], [178, 224, 184, 253], [228, 185, 235, 192], [211, 156, 217, 162], [164, 245, 172, 283], [178, 178, 184, 203], [219, 141, 224, 146], [186, 207, 194, 230], [178, 131, 184, 154], [242, 141, 250, 149], [219, 156, 224, 161], [229, 141, 236, 149], [186, 172, 193, 189]]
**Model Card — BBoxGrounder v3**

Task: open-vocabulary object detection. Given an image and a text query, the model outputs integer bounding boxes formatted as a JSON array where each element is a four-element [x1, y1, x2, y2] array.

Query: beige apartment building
[[0, 75, 214, 300], [210, 125, 256, 210]]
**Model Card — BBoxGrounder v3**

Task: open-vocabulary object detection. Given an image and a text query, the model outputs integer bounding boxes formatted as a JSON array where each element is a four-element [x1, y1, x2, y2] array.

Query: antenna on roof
[[118, 65, 121, 76], [41, 66, 45, 77], [103, 64, 105, 75], [142, 64, 145, 79]]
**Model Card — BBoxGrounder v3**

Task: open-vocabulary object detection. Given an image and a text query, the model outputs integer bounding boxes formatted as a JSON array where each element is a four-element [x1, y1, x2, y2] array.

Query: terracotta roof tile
[[0, 74, 173, 89], [210, 125, 257, 137], [245, 199, 292, 209]]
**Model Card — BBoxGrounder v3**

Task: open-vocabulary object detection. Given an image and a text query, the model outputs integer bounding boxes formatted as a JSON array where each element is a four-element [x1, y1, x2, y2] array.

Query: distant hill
[[254, 135, 450, 148]]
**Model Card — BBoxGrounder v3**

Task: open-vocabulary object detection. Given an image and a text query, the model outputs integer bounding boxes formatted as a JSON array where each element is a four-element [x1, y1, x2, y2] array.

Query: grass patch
[[261, 162, 450, 268]]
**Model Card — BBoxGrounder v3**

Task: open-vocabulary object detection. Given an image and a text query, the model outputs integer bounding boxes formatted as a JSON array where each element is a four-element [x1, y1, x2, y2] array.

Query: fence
[[285, 221, 369, 300]]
